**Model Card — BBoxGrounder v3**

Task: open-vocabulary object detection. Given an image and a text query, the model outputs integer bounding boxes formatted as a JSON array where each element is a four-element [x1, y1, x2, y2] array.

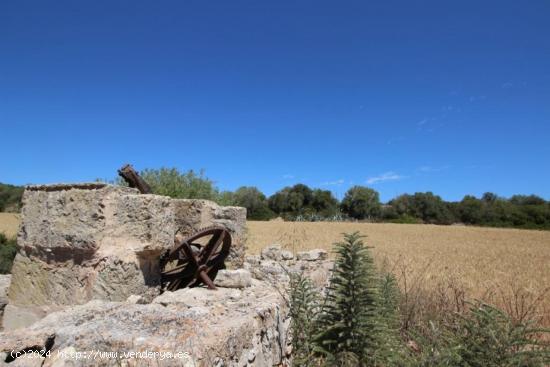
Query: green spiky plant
[[412, 301, 550, 366], [376, 272, 410, 366], [378, 273, 401, 330], [288, 272, 320, 366], [313, 232, 382, 366], [446, 302, 549, 366]]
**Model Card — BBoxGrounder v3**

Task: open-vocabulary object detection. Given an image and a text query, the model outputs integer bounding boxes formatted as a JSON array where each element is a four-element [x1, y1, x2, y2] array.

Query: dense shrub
[[0, 233, 17, 274], [453, 194, 550, 229], [139, 167, 219, 201], [389, 192, 454, 225], [216, 190, 235, 206], [0, 183, 24, 212]]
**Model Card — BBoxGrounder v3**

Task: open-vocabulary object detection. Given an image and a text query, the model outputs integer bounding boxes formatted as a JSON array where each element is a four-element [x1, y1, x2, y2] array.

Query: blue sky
[[1, 1, 549, 202]]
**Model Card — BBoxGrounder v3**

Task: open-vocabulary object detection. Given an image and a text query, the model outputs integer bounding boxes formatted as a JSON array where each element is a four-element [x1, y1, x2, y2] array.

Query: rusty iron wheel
[[160, 226, 231, 292]]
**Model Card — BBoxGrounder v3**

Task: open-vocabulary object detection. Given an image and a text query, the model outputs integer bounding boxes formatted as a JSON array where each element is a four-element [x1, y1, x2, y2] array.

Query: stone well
[[3, 183, 246, 330]]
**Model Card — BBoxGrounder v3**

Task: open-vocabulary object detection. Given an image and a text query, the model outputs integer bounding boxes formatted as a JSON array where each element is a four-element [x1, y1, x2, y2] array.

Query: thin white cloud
[[417, 119, 428, 126], [366, 171, 405, 185], [320, 179, 345, 186], [282, 174, 294, 179]]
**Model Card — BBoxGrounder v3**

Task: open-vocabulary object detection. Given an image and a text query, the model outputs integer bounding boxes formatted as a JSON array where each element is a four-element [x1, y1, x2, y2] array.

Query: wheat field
[[0, 213, 19, 238], [247, 221, 550, 325]]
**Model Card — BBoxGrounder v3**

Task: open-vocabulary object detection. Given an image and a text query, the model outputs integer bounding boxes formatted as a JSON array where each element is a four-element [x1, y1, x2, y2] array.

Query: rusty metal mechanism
[[116, 164, 231, 291], [160, 226, 232, 291], [118, 164, 152, 194]]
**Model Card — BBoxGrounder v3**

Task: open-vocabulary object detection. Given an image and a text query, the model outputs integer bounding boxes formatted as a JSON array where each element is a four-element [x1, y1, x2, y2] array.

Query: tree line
[[139, 168, 550, 230], [2, 167, 550, 229]]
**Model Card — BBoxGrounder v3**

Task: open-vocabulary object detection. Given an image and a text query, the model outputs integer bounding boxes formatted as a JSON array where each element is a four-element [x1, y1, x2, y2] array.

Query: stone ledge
[[25, 183, 112, 191], [0, 280, 289, 367]]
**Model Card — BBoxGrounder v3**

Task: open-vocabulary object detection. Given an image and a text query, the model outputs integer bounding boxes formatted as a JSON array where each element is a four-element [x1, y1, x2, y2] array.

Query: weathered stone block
[[4, 183, 246, 330], [261, 244, 282, 261], [171, 199, 247, 268], [281, 250, 294, 260]]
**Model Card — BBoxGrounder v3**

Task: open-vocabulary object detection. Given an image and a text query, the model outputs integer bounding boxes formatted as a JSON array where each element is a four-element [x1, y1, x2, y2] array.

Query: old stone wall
[[0, 180, 335, 366], [0, 245, 332, 366], [3, 183, 246, 330]]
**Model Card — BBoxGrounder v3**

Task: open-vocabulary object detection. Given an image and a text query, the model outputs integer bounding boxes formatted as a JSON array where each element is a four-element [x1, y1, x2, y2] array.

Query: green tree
[[232, 186, 275, 220], [456, 195, 483, 224], [311, 189, 339, 218], [481, 192, 499, 204], [268, 188, 288, 214], [268, 184, 314, 218], [340, 186, 381, 220]]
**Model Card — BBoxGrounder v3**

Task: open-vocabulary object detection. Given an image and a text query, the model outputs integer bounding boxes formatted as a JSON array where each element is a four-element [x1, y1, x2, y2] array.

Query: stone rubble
[[126, 294, 147, 305], [260, 244, 282, 261], [281, 250, 294, 261], [296, 249, 328, 262], [214, 269, 252, 289], [247, 247, 333, 289]]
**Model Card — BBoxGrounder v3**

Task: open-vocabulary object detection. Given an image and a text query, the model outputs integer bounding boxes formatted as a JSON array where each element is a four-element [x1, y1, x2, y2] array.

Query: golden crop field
[[247, 221, 550, 325], [0, 212, 19, 238]]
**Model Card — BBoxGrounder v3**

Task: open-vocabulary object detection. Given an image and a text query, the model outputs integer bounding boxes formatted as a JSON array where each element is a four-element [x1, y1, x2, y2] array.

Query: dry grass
[[247, 221, 550, 326], [0, 213, 20, 238]]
